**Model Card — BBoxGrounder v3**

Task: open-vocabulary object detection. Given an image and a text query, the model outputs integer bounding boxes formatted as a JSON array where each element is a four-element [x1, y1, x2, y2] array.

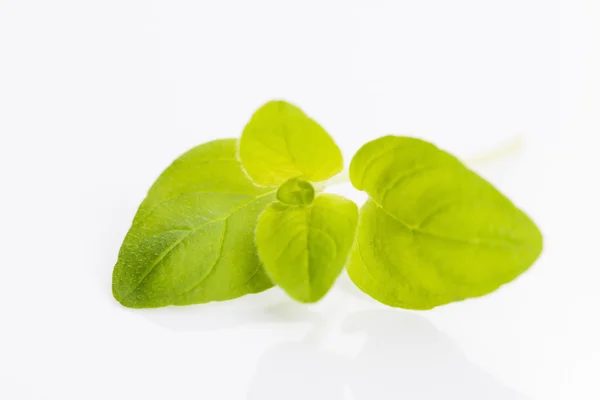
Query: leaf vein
[[124, 190, 276, 298], [371, 199, 526, 247]]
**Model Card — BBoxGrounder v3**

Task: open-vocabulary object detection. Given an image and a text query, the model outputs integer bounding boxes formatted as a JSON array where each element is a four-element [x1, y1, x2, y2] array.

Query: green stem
[[324, 170, 351, 187], [464, 135, 524, 165]]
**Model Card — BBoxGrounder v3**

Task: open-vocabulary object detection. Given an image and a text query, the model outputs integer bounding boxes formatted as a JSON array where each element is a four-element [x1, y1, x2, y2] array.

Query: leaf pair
[[112, 101, 543, 310], [112, 101, 356, 307]]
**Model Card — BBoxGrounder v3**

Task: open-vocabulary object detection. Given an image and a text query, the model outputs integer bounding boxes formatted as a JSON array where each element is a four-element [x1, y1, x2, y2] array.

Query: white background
[[1, 1, 599, 399]]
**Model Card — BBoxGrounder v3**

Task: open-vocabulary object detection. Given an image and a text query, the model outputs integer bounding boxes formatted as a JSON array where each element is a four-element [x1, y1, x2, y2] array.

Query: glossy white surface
[[1, 1, 599, 399]]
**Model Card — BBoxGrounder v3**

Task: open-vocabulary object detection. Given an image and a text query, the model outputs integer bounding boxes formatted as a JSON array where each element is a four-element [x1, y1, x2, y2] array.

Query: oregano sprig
[[112, 100, 543, 310]]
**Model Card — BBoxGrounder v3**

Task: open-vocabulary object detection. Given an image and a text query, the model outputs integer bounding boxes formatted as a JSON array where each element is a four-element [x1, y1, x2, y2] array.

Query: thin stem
[[325, 169, 350, 187], [464, 135, 524, 165]]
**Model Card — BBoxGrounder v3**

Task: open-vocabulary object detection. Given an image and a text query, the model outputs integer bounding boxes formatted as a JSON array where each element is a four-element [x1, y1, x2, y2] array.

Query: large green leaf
[[348, 136, 543, 310], [238, 100, 343, 187], [112, 139, 276, 308], [255, 192, 358, 303]]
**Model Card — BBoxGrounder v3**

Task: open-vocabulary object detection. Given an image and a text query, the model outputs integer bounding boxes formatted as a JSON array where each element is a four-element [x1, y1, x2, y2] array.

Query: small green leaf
[[112, 139, 276, 308], [239, 100, 343, 187], [348, 136, 543, 310], [255, 193, 358, 303], [276, 177, 315, 206]]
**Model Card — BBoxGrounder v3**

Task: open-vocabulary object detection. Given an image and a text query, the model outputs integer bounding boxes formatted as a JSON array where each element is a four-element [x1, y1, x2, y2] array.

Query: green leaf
[[112, 139, 276, 308], [239, 100, 343, 187], [348, 135, 543, 310], [255, 193, 358, 303]]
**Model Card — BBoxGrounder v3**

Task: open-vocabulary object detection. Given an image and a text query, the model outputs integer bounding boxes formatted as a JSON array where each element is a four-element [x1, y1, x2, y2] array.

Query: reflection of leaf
[[247, 310, 347, 400], [248, 339, 346, 400], [256, 194, 358, 303], [348, 136, 543, 309], [248, 309, 531, 400], [112, 139, 275, 308], [343, 310, 532, 399]]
